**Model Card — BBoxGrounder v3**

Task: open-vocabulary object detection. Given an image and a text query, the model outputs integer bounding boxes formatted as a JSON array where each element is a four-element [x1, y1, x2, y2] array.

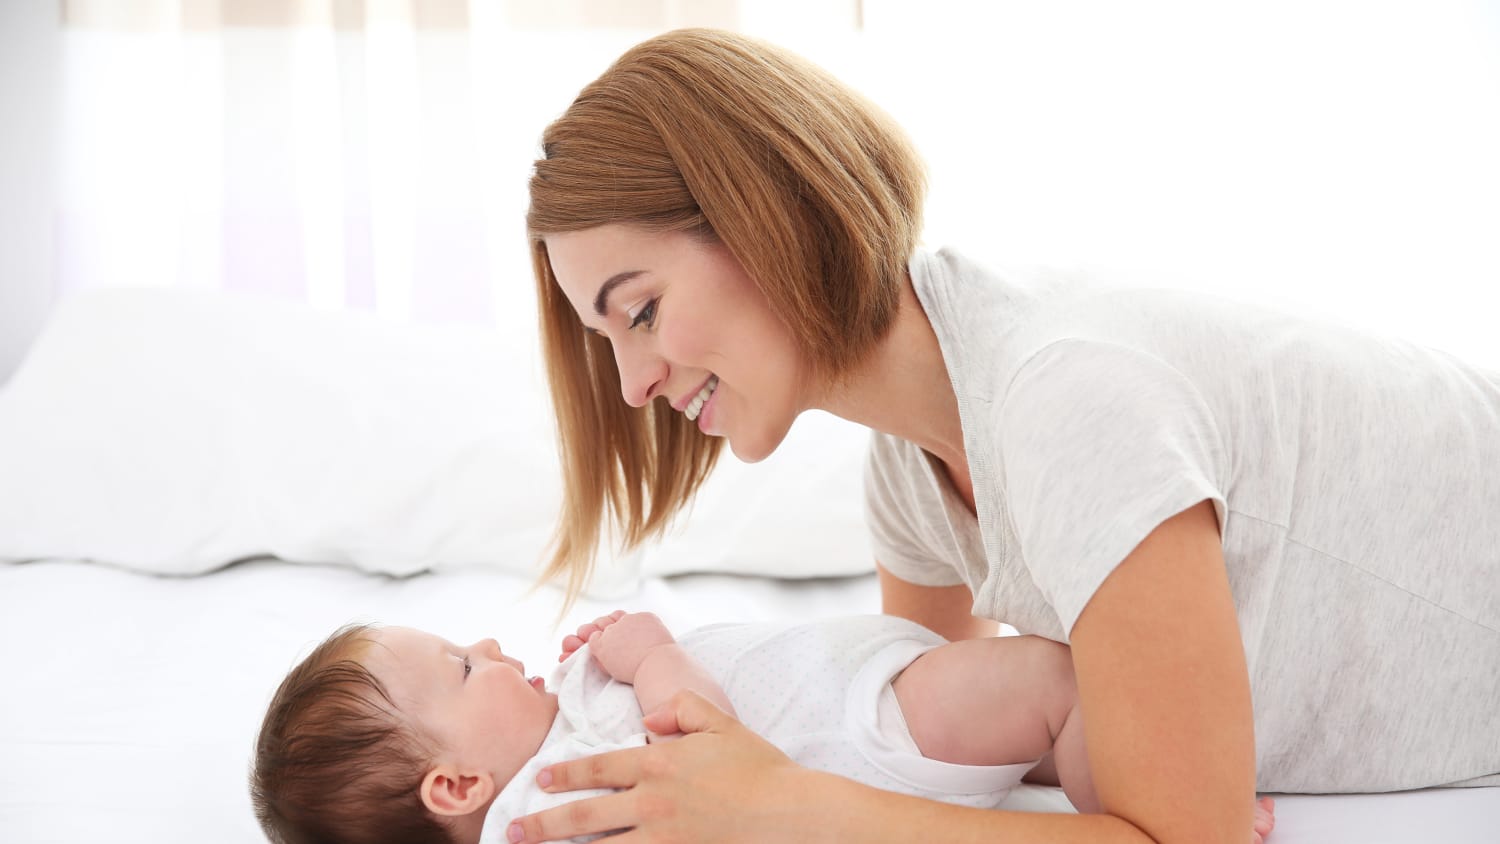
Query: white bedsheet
[[2, 559, 1495, 843]]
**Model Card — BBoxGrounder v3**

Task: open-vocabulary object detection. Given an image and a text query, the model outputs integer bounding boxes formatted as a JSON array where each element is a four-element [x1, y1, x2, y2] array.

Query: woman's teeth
[[684, 375, 719, 421]]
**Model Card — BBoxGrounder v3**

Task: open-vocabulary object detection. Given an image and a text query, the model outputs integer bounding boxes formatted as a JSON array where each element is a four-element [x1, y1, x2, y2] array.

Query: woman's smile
[[694, 376, 723, 435], [677, 374, 719, 421]]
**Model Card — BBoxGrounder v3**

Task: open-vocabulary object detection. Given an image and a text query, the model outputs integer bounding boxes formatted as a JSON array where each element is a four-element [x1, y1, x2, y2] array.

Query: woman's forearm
[[809, 770, 1156, 844], [510, 689, 1228, 844]]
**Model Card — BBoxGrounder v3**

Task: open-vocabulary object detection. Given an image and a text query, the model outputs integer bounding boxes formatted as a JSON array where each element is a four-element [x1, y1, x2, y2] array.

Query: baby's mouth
[[529, 676, 545, 692]]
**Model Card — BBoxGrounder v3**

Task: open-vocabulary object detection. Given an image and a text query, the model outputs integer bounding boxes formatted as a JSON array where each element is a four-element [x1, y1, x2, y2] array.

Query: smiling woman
[[527, 28, 926, 600], [513, 24, 1500, 844]]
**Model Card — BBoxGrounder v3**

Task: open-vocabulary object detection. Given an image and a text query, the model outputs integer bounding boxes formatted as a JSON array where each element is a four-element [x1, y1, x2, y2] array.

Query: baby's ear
[[420, 766, 496, 816]]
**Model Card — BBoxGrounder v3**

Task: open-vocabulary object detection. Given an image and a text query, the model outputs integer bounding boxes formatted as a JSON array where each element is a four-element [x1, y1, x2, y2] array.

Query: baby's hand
[[1251, 796, 1276, 844], [561, 611, 676, 684], [559, 610, 626, 663]]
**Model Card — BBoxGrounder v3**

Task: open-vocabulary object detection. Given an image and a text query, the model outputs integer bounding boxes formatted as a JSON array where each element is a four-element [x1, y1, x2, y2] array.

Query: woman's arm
[[508, 690, 1158, 844], [877, 562, 997, 640], [1067, 499, 1256, 842], [513, 502, 1255, 843]]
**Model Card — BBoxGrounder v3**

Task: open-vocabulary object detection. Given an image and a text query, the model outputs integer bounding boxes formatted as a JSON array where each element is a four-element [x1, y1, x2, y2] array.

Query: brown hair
[[527, 28, 926, 603], [250, 624, 455, 844]]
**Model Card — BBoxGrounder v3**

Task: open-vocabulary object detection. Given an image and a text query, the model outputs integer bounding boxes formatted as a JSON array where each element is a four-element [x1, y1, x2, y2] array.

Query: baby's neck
[[450, 803, 489, 844], [443, 778, 513, 844], [451, 709, 562, 844]]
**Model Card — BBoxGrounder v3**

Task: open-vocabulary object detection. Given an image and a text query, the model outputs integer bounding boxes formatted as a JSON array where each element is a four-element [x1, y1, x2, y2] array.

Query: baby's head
[[250, 623, 559, 844]]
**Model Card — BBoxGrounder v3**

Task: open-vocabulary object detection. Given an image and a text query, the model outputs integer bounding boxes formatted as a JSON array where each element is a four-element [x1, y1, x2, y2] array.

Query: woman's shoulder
[[913, 246, 1280, 341], [910, 247, 1095, 333], [914, 249, 1312, 407]]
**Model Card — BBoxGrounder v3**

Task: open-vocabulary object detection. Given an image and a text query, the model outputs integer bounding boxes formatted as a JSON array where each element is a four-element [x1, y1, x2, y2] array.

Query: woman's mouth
[[684, 375, 719, 422]]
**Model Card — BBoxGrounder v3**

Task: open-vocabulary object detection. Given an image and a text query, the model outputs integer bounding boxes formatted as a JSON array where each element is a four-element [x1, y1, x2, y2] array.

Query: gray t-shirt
[[865, 247, 1500, 793]]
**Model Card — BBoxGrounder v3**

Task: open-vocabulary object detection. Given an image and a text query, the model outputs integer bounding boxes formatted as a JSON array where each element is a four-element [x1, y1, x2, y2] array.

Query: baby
[[251, 611, 1275, 844]]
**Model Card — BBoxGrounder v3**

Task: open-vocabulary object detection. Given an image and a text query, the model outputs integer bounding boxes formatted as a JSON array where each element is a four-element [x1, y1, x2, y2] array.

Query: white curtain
[[61, 1, 477, 325], [53, 1, 1500, 361], [55, 0, 853, 330]]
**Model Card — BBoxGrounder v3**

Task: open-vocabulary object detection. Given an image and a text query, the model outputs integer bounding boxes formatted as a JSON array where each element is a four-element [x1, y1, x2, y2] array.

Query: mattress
[[2, 558, 1495, 843]]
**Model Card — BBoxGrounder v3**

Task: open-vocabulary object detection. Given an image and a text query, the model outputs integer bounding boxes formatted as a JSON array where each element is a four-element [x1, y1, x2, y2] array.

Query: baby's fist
[[588, 611, 676, 684]]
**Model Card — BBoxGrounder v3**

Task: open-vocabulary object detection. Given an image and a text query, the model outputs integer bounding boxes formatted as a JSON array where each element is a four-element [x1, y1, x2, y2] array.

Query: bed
[[2, 287, 1496, 843]]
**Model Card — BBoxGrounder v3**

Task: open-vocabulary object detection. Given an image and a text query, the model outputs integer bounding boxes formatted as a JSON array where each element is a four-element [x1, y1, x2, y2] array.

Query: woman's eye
[[628, 298, 658, 330]]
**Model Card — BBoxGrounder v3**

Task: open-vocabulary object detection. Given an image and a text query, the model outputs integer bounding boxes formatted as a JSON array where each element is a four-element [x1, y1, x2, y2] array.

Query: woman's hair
[[250, 624, 455, 844], [527, 28, 926, 603]]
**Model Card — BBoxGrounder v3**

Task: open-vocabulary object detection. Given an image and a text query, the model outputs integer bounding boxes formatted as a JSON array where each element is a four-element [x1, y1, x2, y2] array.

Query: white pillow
[[0, 287, 874, 595], [641, 409, 873, 579]]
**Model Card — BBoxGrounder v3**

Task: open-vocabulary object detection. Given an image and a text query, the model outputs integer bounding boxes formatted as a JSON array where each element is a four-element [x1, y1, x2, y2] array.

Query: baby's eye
[[463, 656, 472, 679], [628, 298, 658, 331]]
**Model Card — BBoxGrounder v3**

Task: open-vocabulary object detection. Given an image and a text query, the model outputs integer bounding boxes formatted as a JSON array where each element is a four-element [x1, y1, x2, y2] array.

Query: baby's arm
[[894, 634, 1097, 808], [896, 636, 1277, 842], [1049, 697, 1100, 812], [564, 610, 737, 721]]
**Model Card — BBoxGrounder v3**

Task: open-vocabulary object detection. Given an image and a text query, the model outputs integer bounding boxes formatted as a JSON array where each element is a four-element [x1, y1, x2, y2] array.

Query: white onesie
[[479, 615, 1038, 842]]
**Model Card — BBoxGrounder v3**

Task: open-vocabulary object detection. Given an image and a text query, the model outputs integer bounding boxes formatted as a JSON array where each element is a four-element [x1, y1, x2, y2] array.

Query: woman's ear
[[420, 765, 496, 816]]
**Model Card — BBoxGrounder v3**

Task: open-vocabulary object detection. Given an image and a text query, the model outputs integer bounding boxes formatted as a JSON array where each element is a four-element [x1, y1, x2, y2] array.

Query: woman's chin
[[723, 423, 794, 464], [727, 439, 769, 463]]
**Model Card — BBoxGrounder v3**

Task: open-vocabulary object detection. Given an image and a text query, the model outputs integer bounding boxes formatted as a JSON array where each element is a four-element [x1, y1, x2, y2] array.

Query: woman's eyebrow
[[593, 270, 647, 316]]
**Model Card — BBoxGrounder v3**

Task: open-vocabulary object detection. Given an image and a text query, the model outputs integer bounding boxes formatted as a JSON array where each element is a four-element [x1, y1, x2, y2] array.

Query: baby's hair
[[249, 623, 455, 844]]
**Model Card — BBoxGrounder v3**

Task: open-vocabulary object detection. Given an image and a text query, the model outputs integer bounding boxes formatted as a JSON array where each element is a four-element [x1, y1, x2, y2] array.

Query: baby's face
[[364, 626, 559, 785]]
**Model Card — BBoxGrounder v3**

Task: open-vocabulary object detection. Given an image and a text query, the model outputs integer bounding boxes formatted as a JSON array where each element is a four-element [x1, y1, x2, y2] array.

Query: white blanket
[[2, 559, 1496, 843]]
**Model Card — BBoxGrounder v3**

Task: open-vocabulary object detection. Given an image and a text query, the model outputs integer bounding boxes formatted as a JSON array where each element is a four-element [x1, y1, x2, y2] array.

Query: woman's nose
[[613, 339, 666, 407]]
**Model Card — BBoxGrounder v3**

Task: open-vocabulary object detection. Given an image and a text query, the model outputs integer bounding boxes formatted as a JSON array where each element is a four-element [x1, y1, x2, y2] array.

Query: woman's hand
[[505, 690, 817, 843]]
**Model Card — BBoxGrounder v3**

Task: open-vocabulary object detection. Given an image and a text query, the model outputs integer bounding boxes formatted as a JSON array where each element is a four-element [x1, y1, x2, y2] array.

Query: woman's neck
[[821, 273, 968, 474]]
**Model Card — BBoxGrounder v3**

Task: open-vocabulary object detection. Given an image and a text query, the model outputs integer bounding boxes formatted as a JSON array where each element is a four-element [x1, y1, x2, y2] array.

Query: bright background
[[2, 0, 1499, 383], [2, 9, 1499, 840]]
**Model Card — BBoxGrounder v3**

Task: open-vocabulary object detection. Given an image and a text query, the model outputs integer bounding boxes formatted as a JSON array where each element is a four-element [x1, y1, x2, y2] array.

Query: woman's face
[[544, 225, 812, 463]]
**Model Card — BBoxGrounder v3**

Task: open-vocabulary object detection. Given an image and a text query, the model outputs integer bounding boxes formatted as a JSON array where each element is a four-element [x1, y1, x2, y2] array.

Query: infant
[[251, 611, 1274, 844]]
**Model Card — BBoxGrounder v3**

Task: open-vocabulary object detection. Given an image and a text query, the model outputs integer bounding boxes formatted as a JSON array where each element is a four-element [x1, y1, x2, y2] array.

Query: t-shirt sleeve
[[997, 339, 1227, 634], [863, 431, 967, 587]]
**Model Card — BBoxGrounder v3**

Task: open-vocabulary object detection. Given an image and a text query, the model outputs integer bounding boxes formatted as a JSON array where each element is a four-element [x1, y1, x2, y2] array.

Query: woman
[[511, 28, 1500, 843]]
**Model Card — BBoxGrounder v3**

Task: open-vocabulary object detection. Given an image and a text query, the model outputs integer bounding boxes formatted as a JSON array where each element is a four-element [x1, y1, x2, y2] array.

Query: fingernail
[[536, 769, 553, 789], [507, 822, 524, 843]]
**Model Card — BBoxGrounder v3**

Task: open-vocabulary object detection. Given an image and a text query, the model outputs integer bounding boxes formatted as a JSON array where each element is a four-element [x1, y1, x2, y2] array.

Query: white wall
[[855, 0, 1500, 367], [0, 0, 60, 386], [5, 3, 1497, 384]]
